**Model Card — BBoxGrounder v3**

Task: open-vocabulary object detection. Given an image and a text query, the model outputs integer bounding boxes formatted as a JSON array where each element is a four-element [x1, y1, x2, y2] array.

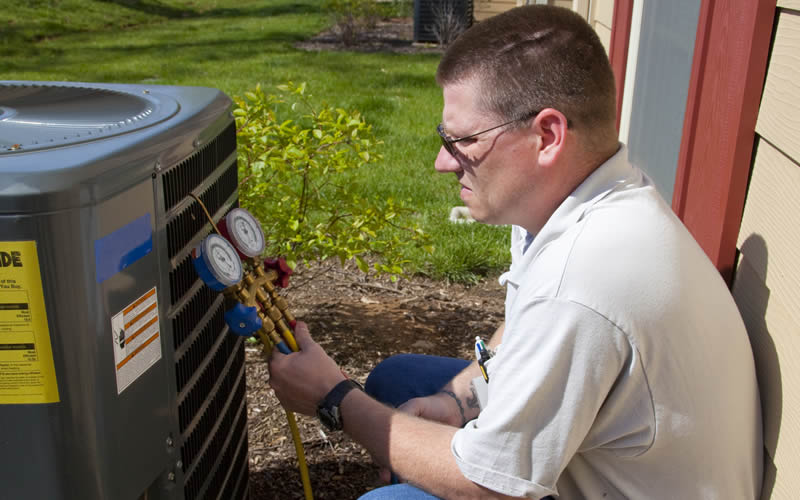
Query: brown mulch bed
[[295, 17, 444, 55], [246, 262, 505, 499]]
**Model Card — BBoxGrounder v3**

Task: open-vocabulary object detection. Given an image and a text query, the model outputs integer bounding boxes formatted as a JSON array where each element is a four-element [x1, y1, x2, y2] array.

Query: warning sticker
[[0, 241, 60, 404], [110, 287, 162, 394]]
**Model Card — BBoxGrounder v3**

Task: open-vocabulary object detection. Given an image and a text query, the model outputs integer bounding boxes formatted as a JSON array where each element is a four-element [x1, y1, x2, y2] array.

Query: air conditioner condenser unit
[[0, 81, 249, 500]]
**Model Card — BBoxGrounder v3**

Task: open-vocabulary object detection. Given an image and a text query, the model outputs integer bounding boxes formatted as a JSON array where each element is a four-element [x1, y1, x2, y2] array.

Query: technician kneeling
[[268, 5, 762, 500]]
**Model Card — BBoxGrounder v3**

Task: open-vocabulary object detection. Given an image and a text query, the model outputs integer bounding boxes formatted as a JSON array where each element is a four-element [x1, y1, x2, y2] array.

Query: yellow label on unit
[[0, 241, 59, 404]]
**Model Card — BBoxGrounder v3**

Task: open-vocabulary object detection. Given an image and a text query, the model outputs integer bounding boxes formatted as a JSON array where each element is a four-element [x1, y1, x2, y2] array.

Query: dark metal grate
[[226, 441, 251, 500], [169, 254, 197, 307], [182, 356, 247, 500], [163, 122, 237, 212], [211, 412, 250, 500], [177, 323, 242, 437], [413, 0, 473, 43], [172, 285, 219, 351], [166, 161, 239, 259], [161, 119, 248, 500], [175, 303, 226, 393]]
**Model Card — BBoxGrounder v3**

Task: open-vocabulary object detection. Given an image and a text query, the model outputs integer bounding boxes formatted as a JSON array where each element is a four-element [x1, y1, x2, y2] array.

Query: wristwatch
[[317, 379, 363, 431]]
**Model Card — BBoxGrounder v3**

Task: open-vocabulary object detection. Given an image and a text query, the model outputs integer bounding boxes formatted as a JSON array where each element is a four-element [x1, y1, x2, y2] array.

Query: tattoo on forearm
[[466, 386, 480, 411], [441, 390, 468, 427]]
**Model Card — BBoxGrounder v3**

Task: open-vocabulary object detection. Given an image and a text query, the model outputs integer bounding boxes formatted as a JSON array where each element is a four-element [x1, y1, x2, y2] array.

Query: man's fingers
[[292, 321, 314, 349], [268, 343, 287, 364]]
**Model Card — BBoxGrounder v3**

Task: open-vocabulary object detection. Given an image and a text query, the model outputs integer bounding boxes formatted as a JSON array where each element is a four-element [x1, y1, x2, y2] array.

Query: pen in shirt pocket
[[475, 336, 493, 382]]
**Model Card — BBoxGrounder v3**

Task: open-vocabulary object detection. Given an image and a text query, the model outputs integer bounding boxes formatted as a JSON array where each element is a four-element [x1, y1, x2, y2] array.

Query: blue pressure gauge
[[192, 233, 243, 291]]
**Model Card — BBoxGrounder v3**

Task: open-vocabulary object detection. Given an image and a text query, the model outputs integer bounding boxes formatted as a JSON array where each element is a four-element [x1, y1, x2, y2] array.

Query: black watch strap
[[317, 379, 363, 431]]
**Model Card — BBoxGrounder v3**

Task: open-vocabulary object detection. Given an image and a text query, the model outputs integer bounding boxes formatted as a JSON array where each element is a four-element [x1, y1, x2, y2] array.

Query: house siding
[[472, 1, 586, 24], [592, 0, 614, 53], [733, 6, 800, 500], [473, 0, 614, 55], [474, 0, 518, 22]]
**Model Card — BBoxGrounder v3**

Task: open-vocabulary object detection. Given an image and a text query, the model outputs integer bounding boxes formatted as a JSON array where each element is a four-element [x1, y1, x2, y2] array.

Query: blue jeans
[[364, 353, 471, 408], [358, 354, 554, 500], [358, 483, 442, 500]]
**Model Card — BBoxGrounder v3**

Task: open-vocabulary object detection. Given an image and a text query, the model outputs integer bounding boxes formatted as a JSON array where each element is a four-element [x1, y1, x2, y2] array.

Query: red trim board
[[672, 0, 776, 284]]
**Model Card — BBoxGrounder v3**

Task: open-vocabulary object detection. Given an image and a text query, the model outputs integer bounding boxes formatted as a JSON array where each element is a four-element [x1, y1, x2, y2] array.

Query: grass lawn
[[0, 0, 510, 282]]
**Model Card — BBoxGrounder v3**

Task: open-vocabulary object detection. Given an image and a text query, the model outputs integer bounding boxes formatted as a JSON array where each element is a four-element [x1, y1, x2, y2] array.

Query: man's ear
[[532, 108, 569, 167]]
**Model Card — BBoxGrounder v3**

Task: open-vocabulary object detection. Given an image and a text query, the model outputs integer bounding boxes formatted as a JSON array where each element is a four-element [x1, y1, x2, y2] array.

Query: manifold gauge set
[[191, 208, 297, 354], [192, 206, 314, 499]]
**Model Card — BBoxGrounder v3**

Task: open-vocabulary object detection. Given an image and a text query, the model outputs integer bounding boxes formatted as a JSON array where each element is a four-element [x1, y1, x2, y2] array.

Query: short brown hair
[[436, 5, 616, 134]]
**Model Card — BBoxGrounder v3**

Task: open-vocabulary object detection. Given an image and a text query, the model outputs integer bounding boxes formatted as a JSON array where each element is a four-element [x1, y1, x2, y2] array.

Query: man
[[268, 5, 763, 499]]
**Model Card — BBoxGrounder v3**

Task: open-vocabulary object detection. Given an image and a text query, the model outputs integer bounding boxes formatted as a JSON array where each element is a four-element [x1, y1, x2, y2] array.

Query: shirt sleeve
[[451, 297, 634, 498]]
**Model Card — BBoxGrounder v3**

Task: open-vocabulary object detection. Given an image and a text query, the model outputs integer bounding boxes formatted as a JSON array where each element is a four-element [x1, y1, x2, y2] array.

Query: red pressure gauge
[[218, 208, 266, 259]]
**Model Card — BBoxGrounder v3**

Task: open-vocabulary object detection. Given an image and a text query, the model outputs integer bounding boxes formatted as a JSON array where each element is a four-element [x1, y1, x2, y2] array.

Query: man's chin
[[465, 208, 492, 225]]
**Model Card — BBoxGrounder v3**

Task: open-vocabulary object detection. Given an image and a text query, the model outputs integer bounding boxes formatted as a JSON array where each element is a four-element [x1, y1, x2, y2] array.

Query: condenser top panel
[[0, 83, 178, 153], [0, 81, 233, 215]]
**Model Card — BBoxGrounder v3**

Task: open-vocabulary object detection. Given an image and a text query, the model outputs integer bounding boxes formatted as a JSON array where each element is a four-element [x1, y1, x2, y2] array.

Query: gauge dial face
[[203, 234, 243, 286], [226, 208, 265, 257]]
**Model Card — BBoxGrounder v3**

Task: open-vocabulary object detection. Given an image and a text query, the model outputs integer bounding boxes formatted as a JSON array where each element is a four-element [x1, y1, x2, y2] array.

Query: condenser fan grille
[[0, 83, 178, 153], [160, 117, 248, 500]]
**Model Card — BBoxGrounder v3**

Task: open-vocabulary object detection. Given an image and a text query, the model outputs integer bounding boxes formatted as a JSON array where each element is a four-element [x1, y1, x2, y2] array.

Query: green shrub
[[234, 82, 430, 279], [323, 0, 383, 45], [376, 0, 413, 18]]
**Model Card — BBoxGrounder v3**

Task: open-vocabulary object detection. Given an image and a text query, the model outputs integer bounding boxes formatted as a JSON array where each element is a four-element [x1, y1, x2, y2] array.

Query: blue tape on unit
[[95, 214, 153, 283]]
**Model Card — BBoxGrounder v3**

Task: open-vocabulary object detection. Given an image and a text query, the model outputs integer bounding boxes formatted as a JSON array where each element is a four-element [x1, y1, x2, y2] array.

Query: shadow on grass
[[1, 22, 84, 46], [96, 0, 198, 18], [2, 30, 311, 72], [2, 1, 320, 47], [97, 0, 319, 21]]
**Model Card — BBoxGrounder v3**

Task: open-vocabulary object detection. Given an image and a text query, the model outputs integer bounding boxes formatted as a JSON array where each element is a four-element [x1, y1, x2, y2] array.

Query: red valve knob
[[264, 257, 293, 288]]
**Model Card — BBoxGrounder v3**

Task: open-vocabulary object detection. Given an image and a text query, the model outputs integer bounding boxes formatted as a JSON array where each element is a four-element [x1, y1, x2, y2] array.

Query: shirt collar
[[507, 144, 641, 284]]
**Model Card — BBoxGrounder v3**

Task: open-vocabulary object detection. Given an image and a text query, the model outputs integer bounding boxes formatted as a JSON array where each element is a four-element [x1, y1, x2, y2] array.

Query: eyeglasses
[[437, 111, 539, 157]]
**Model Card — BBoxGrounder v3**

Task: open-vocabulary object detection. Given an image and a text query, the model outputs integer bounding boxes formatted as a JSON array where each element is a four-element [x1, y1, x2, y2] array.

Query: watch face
[[202, 234, 243, 287], [225, 208, 265, 257]]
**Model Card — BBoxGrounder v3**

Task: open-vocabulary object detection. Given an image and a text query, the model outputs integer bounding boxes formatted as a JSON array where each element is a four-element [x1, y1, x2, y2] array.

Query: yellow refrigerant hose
[[256, 329, 313, 500]]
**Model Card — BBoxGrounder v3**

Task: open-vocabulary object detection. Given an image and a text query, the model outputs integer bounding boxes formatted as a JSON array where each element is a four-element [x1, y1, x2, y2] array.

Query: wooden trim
[[672, 0, 776, 284], [608, 0, 634, 132]]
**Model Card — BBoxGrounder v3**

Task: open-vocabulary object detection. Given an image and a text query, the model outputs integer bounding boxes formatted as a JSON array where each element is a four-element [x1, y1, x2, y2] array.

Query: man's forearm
[[340, 388, 521, 500], [437, 323, 505, 424]]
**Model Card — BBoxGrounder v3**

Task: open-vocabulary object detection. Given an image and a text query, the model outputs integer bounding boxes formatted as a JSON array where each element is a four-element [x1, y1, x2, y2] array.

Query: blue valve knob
[[224, 303, 262, 336]]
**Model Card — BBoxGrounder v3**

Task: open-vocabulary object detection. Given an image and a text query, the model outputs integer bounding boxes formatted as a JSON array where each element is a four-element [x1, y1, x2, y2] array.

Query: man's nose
[[434, 146, 462, 173]]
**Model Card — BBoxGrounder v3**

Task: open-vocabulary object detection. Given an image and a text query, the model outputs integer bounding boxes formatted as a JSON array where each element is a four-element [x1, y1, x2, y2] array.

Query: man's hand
[[267, 322, 346, 416], [376, 392, 467, 483], [398, 392, 468, 427]]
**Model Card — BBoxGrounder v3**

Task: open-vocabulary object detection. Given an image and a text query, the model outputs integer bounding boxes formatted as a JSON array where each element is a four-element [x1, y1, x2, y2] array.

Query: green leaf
[[355, 255, 369, 273]]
